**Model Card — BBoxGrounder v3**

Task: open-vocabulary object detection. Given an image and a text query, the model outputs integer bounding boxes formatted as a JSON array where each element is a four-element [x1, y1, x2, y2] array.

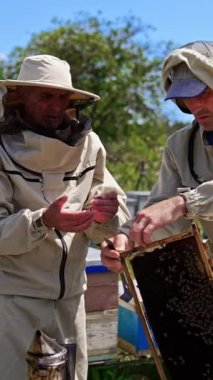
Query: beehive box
[[85, 247, 119, 362], [86, 309, 118, 362], [85, 246, 118, 312], [118, 298, 150, 356]]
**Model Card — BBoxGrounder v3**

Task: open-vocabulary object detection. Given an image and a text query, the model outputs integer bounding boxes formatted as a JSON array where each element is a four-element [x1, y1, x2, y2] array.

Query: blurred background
[[1, 0, 211, 192]]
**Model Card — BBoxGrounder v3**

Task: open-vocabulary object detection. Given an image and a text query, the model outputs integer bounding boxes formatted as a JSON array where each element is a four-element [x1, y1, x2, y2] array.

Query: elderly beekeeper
[[101, 40, 213, 273], [0, 54, 130, 380]]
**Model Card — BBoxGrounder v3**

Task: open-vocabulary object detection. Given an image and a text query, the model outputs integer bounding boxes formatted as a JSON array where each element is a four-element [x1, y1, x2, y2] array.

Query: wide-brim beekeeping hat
[[0, 54, 100, 115]]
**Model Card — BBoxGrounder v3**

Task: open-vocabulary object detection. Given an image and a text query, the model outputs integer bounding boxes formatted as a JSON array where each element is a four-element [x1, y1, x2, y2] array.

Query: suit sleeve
[[84, 144, 131, 243], [0, 169, 49, 255]]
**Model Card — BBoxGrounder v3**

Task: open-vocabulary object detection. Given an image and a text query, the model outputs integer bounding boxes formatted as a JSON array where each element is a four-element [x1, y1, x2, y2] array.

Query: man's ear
[[2, 87, 23, 116]]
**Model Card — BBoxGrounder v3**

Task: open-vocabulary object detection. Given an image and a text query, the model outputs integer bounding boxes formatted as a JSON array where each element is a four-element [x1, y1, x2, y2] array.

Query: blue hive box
[[118, 298, 150, 356], [118, 278, 155, 356]]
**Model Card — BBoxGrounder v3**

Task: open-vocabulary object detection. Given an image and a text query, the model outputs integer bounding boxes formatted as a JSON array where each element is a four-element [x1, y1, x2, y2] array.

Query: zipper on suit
[[55, 229, 68, 299]]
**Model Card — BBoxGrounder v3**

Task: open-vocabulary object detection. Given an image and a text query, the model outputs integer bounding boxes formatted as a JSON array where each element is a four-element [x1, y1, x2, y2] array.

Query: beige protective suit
[[0, 113, 130, 380]]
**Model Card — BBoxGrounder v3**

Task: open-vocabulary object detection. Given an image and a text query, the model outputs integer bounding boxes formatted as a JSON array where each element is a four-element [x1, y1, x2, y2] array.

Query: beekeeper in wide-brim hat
[[0, 54, 100, 117]]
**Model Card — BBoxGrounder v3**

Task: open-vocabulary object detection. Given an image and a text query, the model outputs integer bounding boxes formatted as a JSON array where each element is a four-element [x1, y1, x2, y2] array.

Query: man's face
[[18, 87, 70, 130], [182, 88, 213, 131]]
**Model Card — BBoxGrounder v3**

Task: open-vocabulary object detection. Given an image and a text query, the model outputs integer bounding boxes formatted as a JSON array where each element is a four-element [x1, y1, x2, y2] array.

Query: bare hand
[[91, 191, 119, 223], [101, 233, 133, 273], [42, 195, 94, 232], [129, 196, 187, 247]]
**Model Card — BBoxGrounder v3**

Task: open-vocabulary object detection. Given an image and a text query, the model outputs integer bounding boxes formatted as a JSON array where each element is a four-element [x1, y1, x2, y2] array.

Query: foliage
[[106, 117, 168, 190], [1, 13, 186, 191], [88, 355, 161, 380]]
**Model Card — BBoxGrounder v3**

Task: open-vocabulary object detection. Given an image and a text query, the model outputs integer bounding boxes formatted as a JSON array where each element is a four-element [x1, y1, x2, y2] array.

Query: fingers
[[58, 210, 94, 232], [101, 244, 123, 273], [42, 197, 95, 232], [129, 214, 151, 247], [100, 234, 130, 273], [142, 223, 156, 244], [129, 224, 154, 247], [51, 195, 69, 210], [130, 197, 187, 247], [113, 233, 133, 251], [91, 192, 119, 223], [43, 191, 119, 232], [94, 191, 117, 199]]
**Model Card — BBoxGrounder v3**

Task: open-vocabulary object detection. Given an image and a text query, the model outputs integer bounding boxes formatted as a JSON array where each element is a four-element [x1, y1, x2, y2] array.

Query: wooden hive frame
[[119, 224, 213, 380]]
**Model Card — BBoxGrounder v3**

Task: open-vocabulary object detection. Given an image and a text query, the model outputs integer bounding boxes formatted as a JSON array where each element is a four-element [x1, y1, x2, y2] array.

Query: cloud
[[0, 53, 7, 61]]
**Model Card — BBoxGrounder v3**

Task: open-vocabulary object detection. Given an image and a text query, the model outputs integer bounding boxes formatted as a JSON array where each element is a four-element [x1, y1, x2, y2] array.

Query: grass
[[88, 349, 161, 380]]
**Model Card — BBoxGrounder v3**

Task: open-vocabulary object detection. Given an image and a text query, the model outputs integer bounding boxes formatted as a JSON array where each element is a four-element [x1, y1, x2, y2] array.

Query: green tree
[[1, 14, 182, 190]]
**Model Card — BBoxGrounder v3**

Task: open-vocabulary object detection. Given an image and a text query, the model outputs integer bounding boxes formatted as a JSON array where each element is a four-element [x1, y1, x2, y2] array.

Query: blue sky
[[1, 0, 212, 122]]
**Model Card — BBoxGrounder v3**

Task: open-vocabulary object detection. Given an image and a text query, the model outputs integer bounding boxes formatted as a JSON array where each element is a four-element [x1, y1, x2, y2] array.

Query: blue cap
[[165, 62, 207, 100]]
